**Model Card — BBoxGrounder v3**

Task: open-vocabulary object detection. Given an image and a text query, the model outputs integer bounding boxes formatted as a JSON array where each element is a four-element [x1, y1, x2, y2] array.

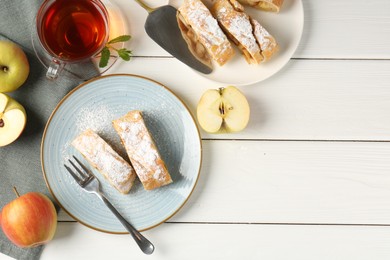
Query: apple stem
[[13, 187, 20, 198]]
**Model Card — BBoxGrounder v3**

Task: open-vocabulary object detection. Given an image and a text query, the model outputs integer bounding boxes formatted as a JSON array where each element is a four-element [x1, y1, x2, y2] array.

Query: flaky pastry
[[113, 111, 173, 191], [177, 0, 235, 68], [72, 129, 136, 194], [212, 0, 278, 64], [237, 0, 284, 12]]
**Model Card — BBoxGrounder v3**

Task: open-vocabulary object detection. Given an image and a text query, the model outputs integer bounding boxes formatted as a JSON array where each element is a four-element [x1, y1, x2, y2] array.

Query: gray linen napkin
[[1, 0, 99, 259]]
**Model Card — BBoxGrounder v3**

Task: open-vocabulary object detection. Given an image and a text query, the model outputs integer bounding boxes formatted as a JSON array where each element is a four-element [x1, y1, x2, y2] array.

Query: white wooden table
[[5, 0, 390, 259]]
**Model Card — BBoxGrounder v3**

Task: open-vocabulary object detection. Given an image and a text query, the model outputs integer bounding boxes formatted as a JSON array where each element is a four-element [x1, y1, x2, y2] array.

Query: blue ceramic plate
[[41, 74, 202, 233]]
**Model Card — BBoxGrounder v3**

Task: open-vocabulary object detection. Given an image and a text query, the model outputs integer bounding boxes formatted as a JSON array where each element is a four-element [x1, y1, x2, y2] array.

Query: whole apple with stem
[[0, 93, 27, 147], [197, 86, 250, 133], [0, 40, 30, 92], [0, 187, 57, 248]]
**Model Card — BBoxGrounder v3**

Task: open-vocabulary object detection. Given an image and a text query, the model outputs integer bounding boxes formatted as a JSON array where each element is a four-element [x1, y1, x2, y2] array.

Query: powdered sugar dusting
[[72, 129, 136, 193], [179, 0, 233, 64], [117, 119, 160, 180], [214, 0, 260, 56], [75, 105, 112, 133], [251, 17, 278, 59], [252, 18, 271, 47], [113, 111, 172, 189], [186, 1, 225, 45], [72, 104, 127, 155]]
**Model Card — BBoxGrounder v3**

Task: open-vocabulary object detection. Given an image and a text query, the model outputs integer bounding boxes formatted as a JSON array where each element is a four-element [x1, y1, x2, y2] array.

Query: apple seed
[[218, 101, 234, 117], [219, 102, 225, 115], [0, 112, 3, 127]]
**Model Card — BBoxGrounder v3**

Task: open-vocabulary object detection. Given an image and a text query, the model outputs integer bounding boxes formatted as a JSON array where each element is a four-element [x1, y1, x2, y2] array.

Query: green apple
[[0, 93, 27, 146], [0, 40, 30, 92], [197, 86, 250, 133]]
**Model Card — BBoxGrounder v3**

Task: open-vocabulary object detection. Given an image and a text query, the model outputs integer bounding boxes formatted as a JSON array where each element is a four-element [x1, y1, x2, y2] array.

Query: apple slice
[[0, 93, 27, 146], [197, 86, 250, 133]]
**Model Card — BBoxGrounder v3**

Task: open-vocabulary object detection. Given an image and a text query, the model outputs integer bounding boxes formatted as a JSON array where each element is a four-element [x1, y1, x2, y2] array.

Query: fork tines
[[64, 156, 94, 186]]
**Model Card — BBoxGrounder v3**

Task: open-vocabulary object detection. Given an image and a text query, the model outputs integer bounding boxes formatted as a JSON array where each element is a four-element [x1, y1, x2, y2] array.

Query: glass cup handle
[[46, 59, 64, 80]]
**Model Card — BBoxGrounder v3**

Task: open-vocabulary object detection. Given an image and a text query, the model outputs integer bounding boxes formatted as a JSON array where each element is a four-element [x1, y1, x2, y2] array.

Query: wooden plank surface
[[37, 222, 390, 260], [294, 0, 390, 59], [111, 58, 390, 141], [58, 140, 390, 224]]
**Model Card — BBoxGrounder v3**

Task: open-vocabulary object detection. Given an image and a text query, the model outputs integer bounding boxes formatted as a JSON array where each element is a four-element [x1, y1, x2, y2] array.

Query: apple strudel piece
[[112, 111, 173, 191], [237, 0, 284, 13], [251, 18, 278, 61], [177, 0, 234, 68], [212, 0, 263, 64], [72, 129, 136, 194], [212, 0, 278, 63]]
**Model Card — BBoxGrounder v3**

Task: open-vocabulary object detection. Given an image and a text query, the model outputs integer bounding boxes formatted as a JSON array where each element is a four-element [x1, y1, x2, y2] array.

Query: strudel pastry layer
[[251, 18, 278, 61], [72, 129, 136, 194], [112, 111, 173, 191], [237, 0, 283, 12], [177, 0, 234, 67], [212, 0, 278, 64]]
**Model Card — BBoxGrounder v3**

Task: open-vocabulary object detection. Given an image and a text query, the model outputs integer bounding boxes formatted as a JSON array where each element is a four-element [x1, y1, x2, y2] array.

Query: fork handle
[[97, 193, 155, 255]]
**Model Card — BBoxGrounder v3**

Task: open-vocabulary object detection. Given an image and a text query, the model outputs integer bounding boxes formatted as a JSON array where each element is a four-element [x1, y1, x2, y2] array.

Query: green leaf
[[99, 47, 111, 68], [118, 48, 132, 61], [98, 35, 132, 66], [108, 35, 131, 44]]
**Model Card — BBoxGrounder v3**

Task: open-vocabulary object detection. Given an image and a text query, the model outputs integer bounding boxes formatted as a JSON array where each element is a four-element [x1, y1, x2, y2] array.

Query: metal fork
[[64, 156, 155, 255]]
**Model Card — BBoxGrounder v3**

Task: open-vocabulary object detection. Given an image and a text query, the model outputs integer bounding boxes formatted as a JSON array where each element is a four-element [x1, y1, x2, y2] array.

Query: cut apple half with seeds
[[0, 93, 27, 146], [197, 86, 250, 133]]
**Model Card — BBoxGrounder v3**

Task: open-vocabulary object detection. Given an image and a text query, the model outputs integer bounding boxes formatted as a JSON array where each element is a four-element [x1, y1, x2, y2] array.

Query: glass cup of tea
[[35, 0, 110, 80]]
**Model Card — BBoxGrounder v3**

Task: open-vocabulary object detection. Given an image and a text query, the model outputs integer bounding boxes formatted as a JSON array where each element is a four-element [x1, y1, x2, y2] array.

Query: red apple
[[0, 189, 57, 248]]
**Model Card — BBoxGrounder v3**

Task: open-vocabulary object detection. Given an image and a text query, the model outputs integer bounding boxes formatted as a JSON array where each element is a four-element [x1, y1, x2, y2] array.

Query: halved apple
[[0, 93, 27, 146], [197, 86, 250, 133]]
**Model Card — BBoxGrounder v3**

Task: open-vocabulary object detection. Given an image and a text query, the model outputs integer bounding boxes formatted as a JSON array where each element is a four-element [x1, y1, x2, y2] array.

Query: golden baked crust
[[251, 18, 278, 61], [112, 111, 173, 191], [72, 129, 136, 194], [212, 0, 263, 64], [212, 0, 278, 63], [237, 0, 284, 12], [177, 12, 213, 69], [177, 0, 234, 67]]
